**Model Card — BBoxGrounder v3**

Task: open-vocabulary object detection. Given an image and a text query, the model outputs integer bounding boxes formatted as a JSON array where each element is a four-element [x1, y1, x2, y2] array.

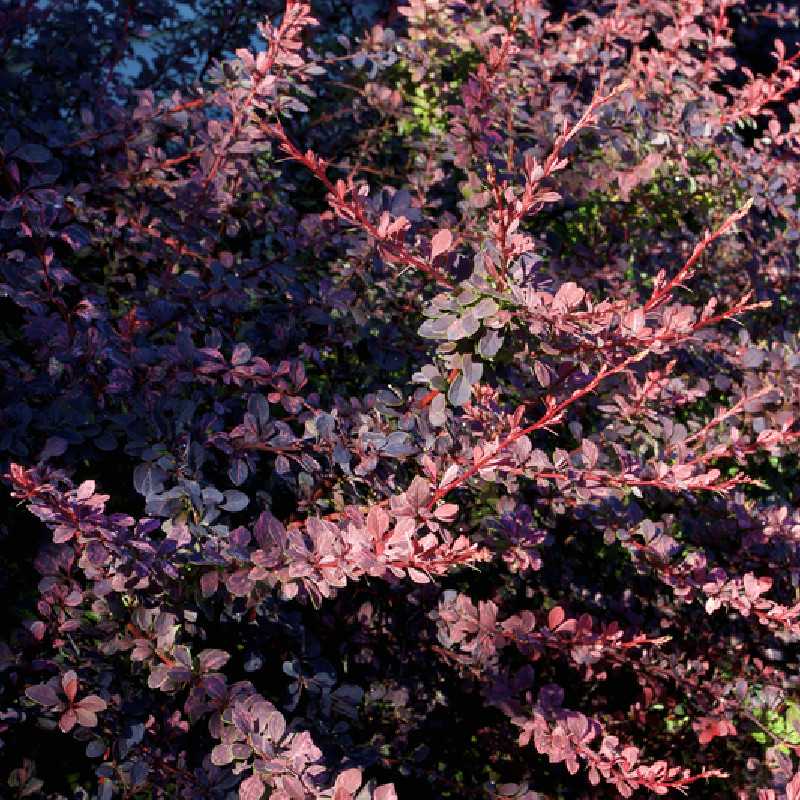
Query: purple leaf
[[231, 343, 252, 366], [25, 684, 60, 708], [197, 649, 230, 672], [221, 490, 249, 512], [211, 744, 234, 766], [15, 143, 51, 163], [447, 373, 470, 407]]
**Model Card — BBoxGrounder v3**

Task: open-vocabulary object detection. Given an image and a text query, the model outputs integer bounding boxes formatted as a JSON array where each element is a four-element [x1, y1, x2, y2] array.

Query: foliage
[[2, 0, 800, 797]]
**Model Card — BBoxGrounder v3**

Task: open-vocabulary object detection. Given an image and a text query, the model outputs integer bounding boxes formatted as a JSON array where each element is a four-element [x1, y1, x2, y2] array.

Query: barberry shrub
[[2, 0, 800, 797]]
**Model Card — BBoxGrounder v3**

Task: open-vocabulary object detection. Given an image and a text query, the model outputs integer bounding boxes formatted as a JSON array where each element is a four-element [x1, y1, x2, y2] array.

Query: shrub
[[2, 0, 800, 797]]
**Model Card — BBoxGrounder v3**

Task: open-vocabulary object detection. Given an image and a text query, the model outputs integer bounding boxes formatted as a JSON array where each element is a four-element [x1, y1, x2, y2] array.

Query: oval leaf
[[431, 229, 452, 260]]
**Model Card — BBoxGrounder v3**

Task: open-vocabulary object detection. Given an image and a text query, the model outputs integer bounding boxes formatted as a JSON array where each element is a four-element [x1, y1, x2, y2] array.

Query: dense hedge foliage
[[3, 0, 800, 797]]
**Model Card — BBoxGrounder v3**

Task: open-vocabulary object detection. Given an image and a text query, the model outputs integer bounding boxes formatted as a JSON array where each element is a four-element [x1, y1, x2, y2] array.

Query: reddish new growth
[[3, 0, 800, 798]]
